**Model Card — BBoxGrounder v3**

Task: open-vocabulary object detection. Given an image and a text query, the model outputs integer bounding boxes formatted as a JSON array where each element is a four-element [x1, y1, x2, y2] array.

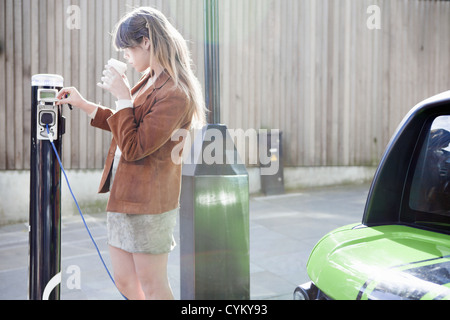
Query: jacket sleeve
[[90, 106, 115, 132], [106, 90, 190, 162]]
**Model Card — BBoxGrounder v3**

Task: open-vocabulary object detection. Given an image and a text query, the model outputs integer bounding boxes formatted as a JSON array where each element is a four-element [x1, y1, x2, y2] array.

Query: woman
[[57, 7, 206, 300]]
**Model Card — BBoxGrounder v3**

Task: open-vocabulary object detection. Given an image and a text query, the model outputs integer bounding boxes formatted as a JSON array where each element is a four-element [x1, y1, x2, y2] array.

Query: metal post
[[180, 0, 250, 300], [180, 125, 250, 300], [204, 0, 221, 124], [29, 74, 65, 300]]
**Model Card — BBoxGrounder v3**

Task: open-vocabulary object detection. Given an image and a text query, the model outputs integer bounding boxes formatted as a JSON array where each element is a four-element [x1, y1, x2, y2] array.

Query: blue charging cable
[[46, 125, 127, 300]]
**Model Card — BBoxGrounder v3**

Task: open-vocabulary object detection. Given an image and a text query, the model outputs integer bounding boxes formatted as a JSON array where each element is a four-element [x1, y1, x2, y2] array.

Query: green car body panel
[[307, 224, 450, 300], [297, 91, 450, 300]]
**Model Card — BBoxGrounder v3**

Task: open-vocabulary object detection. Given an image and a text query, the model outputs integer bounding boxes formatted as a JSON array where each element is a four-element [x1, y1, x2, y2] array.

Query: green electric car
[[294, 91, 450, 300]]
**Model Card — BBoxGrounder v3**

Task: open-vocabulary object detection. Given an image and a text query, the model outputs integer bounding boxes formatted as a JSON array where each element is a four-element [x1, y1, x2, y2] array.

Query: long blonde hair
[[113, 7, 207, 128]]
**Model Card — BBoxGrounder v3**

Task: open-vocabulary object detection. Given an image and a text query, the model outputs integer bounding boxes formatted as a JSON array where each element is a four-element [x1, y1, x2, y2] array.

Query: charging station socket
[[36, 89, 59, 140]]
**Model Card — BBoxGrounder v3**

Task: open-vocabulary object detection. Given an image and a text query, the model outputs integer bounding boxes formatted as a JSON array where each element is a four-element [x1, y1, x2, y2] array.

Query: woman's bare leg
[[133, 252, 174, 300], [108, 245, 145, 300]]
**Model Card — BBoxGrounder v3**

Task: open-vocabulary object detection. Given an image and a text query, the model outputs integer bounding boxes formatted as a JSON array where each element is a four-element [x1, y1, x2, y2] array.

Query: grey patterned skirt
[[107, 209, 177, 254], [107, 153, 177, 254]]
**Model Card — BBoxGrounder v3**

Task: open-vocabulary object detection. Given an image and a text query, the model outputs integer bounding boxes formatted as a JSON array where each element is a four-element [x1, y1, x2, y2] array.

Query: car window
[[408, 115, 450, 232]]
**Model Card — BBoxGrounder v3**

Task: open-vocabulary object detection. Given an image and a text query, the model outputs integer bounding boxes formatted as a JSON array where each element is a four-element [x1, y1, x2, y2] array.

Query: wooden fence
[[1, 0, 450, 170]]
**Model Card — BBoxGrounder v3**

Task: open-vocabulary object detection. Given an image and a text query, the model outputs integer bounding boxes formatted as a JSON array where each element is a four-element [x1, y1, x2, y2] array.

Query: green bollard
[[180, 124, 250, 300]]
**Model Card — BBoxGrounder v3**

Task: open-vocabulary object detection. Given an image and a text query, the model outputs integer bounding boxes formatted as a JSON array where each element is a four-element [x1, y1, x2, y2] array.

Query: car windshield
[[408, 115, 450, 233]]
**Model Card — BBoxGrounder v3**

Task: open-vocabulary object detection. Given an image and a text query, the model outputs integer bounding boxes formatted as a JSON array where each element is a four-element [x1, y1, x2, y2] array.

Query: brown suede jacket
[[91, 70, 193, 215]]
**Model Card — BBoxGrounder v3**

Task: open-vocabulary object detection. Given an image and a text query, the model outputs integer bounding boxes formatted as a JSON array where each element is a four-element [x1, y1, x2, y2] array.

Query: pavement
[[0, 183, 370, 300]]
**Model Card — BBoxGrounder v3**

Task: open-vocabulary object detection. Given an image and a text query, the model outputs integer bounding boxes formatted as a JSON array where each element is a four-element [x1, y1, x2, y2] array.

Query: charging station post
[[29, 74, 66, 300]]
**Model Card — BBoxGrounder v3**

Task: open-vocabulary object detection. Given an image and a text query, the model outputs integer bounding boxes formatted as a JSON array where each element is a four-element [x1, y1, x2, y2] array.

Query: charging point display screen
[[40, 91, 56, 100], [38, 89, 58, 103]]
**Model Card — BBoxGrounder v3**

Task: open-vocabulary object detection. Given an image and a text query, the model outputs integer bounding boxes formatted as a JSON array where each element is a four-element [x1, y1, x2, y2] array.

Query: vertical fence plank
[[0, 0, 6, 169], [14, 0, 24, 169], [22, 0, 32, 170], [61, 0, 71, 168], [5, 0, 15, 169], [94, 0, 105, 169]]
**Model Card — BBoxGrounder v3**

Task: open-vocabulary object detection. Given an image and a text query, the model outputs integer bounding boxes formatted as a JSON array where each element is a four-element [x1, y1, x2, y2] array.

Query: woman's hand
[[56, 87, 97, 115], [56, 87, 86, 108], [97, 65, 132, 100]]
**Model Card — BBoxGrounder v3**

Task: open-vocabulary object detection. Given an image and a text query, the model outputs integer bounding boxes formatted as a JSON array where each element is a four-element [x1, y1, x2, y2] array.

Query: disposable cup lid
[[32, 74, 64, 87]]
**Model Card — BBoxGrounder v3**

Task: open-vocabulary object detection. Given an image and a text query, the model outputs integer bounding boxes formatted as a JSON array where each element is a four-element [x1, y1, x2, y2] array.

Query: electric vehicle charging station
[[29, 74, 66, 300]]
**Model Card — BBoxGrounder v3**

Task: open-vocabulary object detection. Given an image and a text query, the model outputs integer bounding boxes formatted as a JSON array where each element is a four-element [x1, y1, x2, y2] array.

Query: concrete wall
[[0, 166, 376, 226], [0, 170, 109, 226]]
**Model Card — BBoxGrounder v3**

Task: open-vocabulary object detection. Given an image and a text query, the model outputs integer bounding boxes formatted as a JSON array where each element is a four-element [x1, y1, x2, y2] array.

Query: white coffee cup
[[107, 58, 127, 76]]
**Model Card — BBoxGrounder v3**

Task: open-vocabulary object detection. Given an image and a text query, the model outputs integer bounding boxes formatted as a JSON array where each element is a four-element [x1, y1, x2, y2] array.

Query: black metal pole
[[204, 0, 221, 124], [29, 74, 64, 300]]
